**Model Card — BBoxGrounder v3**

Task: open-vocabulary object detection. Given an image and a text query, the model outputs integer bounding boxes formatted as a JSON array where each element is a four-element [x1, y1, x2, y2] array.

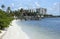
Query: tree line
[[0, 5, 14, 30]]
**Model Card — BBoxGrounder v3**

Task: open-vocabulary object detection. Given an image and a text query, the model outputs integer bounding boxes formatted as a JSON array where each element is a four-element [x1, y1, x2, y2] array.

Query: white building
[[36, 8, 47, 15]]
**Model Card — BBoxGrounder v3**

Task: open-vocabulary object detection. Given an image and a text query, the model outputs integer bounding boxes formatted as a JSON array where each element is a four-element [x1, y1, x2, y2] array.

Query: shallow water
[[16, 18, 60, 39]]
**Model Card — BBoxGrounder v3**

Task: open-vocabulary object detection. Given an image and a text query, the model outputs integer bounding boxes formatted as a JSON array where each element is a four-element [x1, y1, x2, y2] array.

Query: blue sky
[[0, 0, 60, 15]]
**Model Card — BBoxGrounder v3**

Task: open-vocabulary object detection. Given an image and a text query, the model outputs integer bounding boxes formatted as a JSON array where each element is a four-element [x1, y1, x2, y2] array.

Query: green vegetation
[[0, 9, 14, 30], [0, 30, 2, 33]]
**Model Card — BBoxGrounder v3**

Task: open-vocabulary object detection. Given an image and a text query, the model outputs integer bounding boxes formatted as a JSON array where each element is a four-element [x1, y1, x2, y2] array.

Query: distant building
[[36, 8, 47, 15], [28, 9, 35, 13], [20, 8, 47, 19]]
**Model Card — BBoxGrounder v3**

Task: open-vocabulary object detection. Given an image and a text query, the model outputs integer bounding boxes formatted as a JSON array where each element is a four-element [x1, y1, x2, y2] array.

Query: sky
[[0, 0, 60, 15]]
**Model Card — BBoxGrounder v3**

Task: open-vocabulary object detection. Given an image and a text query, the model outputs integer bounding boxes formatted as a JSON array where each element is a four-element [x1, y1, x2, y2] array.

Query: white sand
[[2, 20, 30, 39], [0, 30, 6, 39]]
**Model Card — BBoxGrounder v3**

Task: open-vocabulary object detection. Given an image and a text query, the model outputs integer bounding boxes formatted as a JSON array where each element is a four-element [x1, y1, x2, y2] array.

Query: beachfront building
[[27, 9, 36, 13], [19, 8, 47, 20], [36, 8, 47, 15]]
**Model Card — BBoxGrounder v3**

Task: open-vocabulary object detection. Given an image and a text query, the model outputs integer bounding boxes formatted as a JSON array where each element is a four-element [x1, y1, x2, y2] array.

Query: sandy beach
[[2, 20, 30, 39]]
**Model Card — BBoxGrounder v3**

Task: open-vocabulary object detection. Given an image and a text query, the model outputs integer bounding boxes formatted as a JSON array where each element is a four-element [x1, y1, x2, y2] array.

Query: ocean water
[[16, 18, 60, 39]]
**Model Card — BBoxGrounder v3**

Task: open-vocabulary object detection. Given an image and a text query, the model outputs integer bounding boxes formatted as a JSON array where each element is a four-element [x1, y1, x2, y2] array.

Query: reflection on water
[[16, 18, 60, 39]]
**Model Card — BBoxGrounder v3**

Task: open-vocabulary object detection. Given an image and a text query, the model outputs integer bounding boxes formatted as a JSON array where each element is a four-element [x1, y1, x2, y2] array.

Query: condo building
[[36, 8, 47, 15]]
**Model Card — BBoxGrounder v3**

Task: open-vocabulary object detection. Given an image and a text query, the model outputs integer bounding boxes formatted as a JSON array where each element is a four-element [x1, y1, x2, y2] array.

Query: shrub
[[0, 9, 14, 30]]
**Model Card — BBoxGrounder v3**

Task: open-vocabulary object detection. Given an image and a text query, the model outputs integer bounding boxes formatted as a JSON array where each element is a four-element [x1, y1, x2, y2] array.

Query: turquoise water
[[16, 18, 60, 39]]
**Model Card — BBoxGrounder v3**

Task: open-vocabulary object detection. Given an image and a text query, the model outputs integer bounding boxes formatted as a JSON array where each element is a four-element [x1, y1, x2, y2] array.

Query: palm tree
[[1, 4, 5, 10], [20, 8, 23, 12], [20, 8, 24, 16]]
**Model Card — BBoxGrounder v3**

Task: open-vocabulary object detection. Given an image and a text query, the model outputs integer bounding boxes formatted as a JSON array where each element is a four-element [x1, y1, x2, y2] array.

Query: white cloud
[[49, 2, 60, 11], [35, 2, 40, 8], [11, 3, 14, 7], [18, 6, 28, 9], [0, 7, 1, 9], [18, 7, 23, 9], [48, 2, 60, 15], [53, 2, 60, 11], [53, 3, 57, 5], [53, 2, 60, 6]]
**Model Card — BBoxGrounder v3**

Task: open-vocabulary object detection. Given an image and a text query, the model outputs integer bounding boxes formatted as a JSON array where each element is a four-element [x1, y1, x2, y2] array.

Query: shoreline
[[0, 30, 6, 39], [2, 19, 30, 39], [1, 18, 60, 39]]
